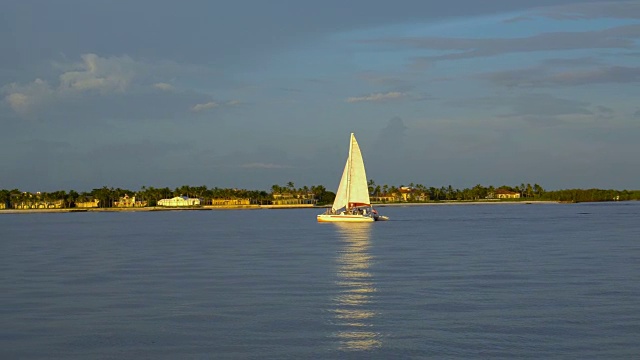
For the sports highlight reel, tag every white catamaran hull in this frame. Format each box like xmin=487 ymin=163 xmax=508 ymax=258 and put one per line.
xmin=317 ymin=214 xmax=375 ymax=223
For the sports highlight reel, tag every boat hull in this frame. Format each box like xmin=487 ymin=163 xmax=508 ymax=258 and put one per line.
xmin=317 ymin=214 xmax=375 ymax=223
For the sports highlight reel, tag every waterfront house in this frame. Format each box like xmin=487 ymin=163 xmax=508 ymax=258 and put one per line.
xmin=210 ymin=198 xmax=251 ymax=206
xmin=114 ymin=194 xmax=147 ymax=208
xmin=12 ymin=199 xmax=64 ymax=209
xmin=76 ymin=198 xmax=100 ymax=208
xmin=157 ymin=196 xmax=201 ymax=207
xmin=271 ymin=192 xmax=317 ymax=206
xmin=494 ymin=189 xmax=521 ymax=199
xmin=370 ymin=194 xmax=398 ymax=203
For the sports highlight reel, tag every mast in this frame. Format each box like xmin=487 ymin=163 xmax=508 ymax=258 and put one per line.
xmin=346 ymin=133 xmax=354 ymax=210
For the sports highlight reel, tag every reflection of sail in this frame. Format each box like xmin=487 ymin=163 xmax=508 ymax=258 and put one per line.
xmin=332 ymin=223 xmax=381 ymax=350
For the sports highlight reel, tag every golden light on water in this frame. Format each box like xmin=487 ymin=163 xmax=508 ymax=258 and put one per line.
xmin=332 ymin=223 xmax=381 ymax=351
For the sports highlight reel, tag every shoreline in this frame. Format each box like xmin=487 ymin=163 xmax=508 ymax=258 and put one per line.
xmin=0 ymin=200 xmax=565 ymax=214
xmin=374 ymin=200 xmax=561 ymax=207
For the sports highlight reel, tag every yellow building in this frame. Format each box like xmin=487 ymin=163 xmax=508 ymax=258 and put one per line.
xmin=157 ymin=196 xmax=201 ymax=207
xmin=76 ymin=199 xmax=100 ymax=208
xmin=114 ymin=194 xmax=147 ymax=207
xmin=370 ymin=194 xmax=397 ymax=203
xmin=12 ymin=199 xmax=64 ymax=209
xmin=495 ymin=189 xmax=521 ymax=199
xmin=271 ymin=192 xmax=317 ymax=205
xmin=210 ymin=198 xmax=251 ymax=206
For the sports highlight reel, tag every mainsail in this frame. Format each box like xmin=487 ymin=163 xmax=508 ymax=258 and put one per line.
xmin=331 ymin=133 xmax=371 ymax=212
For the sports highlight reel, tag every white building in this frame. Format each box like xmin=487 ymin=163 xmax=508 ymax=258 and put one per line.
xmin=157 ymin=196 xmax=201 ymax=207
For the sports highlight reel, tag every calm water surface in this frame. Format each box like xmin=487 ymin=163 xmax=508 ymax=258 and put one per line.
xmin=1 ymin=202 xmax=639 ymax=359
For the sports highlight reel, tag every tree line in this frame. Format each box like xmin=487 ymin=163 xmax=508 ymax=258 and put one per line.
xmin=0 ymin=184 xmax=335 ymax=208
xmin=1 ymin=181 xmax=639 ymax=208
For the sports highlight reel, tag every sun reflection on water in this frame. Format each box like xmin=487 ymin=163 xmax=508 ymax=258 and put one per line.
xmin=332 ymin=223 xmax=381 ymax=351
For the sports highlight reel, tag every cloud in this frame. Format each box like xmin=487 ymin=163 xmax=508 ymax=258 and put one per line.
xmin=482 ymin=65 xmax=640 ymax=88
xmin=371 ymin=116 xmax=408 ymax=166
xmin=2 ymin=78 xmax=55 ymax=115
xmin=595 ymin=105 xmax=615 ymax=120
xmin=189 ymin=98 xmax=240 ymax=112
xmin=447 ymin=93 xmax=593 ymax=127
xmin=1 ymin=53 xmax=233 ymax=120
xmin=538 ymin=1 xmax=640 ymax=20
xmin=346 ymin=91 xmax=404 ymax=103
xmin=503 ymin=94 xmax=592 ymax=118
xmin=191 ymin=101 xmax=219 ymax=112
xmin=367 ymin=24 xmax=640 ymax=62
xmin=595 ymin=105 xmax=614 ymax=114
xmin=5 ymin=93 xmax=30 ymax=114
xmin=154 ymin=82 xmax=174 ymax=91
xmin=502 ymin=15 xmax=533 ymax=23
xmin=355 ymin=72 xmax=413 ymax=88
xmin=58 ymin=53 xmax=135 ymax=93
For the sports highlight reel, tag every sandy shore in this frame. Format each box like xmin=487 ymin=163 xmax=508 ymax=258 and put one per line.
xmin=0 ymin=201 xmax=562 ymax=214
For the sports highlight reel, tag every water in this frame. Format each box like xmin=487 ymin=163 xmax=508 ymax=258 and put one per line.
xmin=1 ymin=202 xmax=639 ymax=359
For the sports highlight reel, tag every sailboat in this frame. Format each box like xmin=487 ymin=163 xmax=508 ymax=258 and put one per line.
xmin=317 ymin=133 xmax=388 ymax=223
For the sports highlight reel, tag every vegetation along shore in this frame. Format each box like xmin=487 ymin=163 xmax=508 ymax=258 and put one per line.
xmin=1 ymin=181 xmax=638 ymax=212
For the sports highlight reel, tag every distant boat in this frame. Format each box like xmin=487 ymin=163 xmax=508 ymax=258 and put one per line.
xmin=317 ymin=133 xmax=388 ymax=223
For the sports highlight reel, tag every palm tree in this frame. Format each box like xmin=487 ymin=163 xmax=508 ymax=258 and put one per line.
xmin=447 ymin=185 xmax=454 ymax=200
xmin=533 ymin=183 xmax=544 ymax=198
xmin=368 ymin=179 xmax=376 ymax=195
xmin=271 ymin=184 xmax=282 ymax=196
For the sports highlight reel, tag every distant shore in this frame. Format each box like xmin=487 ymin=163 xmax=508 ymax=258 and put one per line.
xmin=0 ymin=200 xmax=568 ymax=214
xmin=375 ymin=200 xmax=561 ymax=207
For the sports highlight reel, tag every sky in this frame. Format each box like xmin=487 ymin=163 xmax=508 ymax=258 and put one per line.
xmin=1 ymin=0 xmax=639 ymax=192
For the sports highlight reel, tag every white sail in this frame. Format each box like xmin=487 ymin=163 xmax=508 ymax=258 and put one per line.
xmin=347 ymin=134 xmax=371 ymax=207
xmin=331 ymin=133 xmax=370 ymax=211
xmin=332 ymin=159 xmax=349 ymax=212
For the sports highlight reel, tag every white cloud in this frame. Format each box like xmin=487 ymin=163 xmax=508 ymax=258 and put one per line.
xmin=2 ymin=78 xmax=55 ymax=115
xmin=191 ymin=101 xmax=218 ymax=112
xmin=3 ymin=54 xmax=136 ymax=115
xmin=346 ymin=91 xmax=404 ymax=103
xmin=154 ymin=82 xmax=174 ymax=91
xmin=58 ymin=53 xmax=135 ymax=93
xmin=2 ymin=53 xmax=227 ymax=118
xmin=190 ymin=99 xmax=241 ymax=112
xmin=5 ymin=93 xmax=30 ymax=114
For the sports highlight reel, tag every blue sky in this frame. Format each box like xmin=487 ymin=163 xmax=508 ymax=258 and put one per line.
xmin=1 ymin=0 xmax=639 ymax=192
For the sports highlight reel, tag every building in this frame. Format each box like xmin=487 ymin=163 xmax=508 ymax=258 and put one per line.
xmin=271 ymin=192 xmax=317 ymax=206
xmin=114 ymin=194 xmax=147 ymax=208
xmin=370 ymin=194 xmax=398 ymax=203
xmin=210 ymin=198 xmax=251 ymax=206
xmin=12 ymin=199 xmax=64 ymax=209
xmin=494 ymin=189 xmax=521 ymax=199
xmin=76 ymin=198 xmax=100 ymax=208
xmin=157 ymin=196 xmax=201 ymax=207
